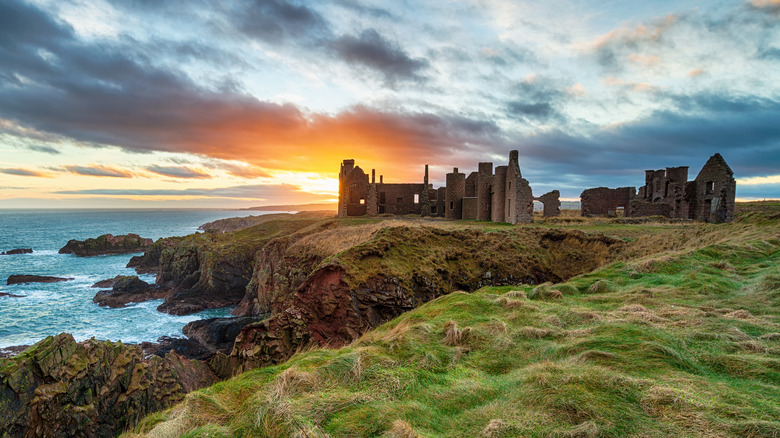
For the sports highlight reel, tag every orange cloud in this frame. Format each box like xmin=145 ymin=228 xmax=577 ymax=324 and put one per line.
xmin=0 ymin=167 xmax=55 ymax=178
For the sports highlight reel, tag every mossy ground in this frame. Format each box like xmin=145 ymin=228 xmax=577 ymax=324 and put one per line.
xmin=125 ymin=203 xmax=780 ymax=437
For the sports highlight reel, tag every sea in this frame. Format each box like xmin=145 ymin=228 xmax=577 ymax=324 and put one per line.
xmin=0 ymin=209 xmax=279 ymax=349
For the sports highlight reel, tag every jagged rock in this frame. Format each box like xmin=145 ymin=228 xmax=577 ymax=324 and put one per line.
xmin=140 ymin=336 xmax=215 ymax=361
xmin=0 ymin=333 xmax=218 ymax=437
xmin=92 ymin=276 xmax=169 ymax=308
xmin=0 ymin=248 xmax=32 ymax=255
xmin=91 ymin=276 xmax=122 ymax=288
xmin=59 ymin=233 xmax=153 ymax=257
xmin=7 ymin=275 xmax=72 ymax=285
xmin=182 ymin=316 xmax=264 ymax=354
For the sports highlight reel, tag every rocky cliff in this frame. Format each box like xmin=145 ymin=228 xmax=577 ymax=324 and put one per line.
xmin=0 ymin=333 xmax=217 ymax=437
xmin=210 ymin=224 xmax=624 ymax=375
xmin=59 ymin=234 xmax=153 ymax=257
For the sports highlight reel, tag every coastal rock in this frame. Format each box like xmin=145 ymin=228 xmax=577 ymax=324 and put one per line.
xmin=0 ymin=248 xmax=32 ymax=255
xmin=91 ymin=275 xmax=123 ymax=288
xmin=0 ymin=345 xmax=29 ymax=359
xmin=182 ymin=316 xmax=264 ymax=354
xmin=58 ymin=233 xmax=153 ymax=257
xmin=0 ymin=292 xmax=24 ymax=298
xmin=140 ymin=336 xmax=215 ymax=361
xmin=7 ymin=275 xmax=72 ymax=285
xmin=92 ymin=276 xmax=169 ymax=308
xmin=0 ymin=333 xmax=218 ymax=438
xmin=223 ymin=226 xmax=623 ymax=373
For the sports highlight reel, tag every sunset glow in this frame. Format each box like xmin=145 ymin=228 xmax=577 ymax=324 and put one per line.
xmin=1 ymin=0 xmax=778 ymax=208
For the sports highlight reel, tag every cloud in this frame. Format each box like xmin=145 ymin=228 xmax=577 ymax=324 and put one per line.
xmin=331 ymin=29 xmax=429 ymax=83
xmin=27 ymin=144 xmax=61 ymax=154
xmin=146 ymin=165 xmax=211 ymax=179
xmin=64 ymin=165 xmax=133 ymax=178
xmin=231 ymin=0 xmax=331 ymax=45
xmin=1 ymin=168 xmax=53 ymax=177
xmin=54 ymin=183 xmax=336 ymax=204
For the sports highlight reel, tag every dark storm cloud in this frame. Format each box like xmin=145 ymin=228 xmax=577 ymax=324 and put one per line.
xmin=505 ymin=78 xmax=567 ymax=122
xmin=64 ymin=165 xmax=133 ymax=178
xmin=231 ymin=0 xmax=331 ymax=45
xmin=331 ymin=29 xmax=429 ymax=83
xmin=506 ymin=91 xmax=780 ymax=198
xmin=146 ymin=165 xmax=211 ymax=179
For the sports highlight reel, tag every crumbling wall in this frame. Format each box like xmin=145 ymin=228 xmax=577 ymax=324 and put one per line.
xmin=375 ymin=184 xmax=425 ymax=215
xmin=537 ymin=190 xmax=561 ymax=217
xmin=690 ymin=153 xmax=736 ymax=223
xmin=580 ymin=187 xmax=635 ymax=217
xmin=491 ymin=166 xmax=507 ymax=222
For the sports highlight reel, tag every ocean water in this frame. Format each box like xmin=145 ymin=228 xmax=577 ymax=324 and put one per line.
xmin=0 ymin=209 xmax=278 ymax=348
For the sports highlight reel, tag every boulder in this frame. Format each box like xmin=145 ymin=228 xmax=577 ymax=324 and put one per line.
xmin=0 ymin=333 xmax=218 ymax=437
xmin=58 ymin=233 xmax=153 ymax=256
xmin=92 ymin=276 xmax=169 ymax=308
xmin=0 ymin=248 xmax=32 ymax=255
xmin=7 ymin=275 xmax=72 ymax=285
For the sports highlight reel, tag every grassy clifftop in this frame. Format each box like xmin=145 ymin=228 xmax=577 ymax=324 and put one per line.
xmin=127 ymin=204 xmax=780 ymax=437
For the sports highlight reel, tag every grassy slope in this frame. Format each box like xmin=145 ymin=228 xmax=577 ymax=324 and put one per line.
xmin=127 ymin=206 xmax=780 ymax=438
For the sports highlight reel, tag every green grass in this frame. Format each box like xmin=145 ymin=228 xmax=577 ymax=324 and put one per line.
xmin=125 ymin=210 xmax=780 ymax=437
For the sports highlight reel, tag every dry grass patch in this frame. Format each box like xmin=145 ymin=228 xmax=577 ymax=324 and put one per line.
xmin=383 ymin=420 xmax=418 ymax=438
xmin=725 ymin=309 xmax=753 ymax=320
xmin=494 ymin=296 xmax=524 ymax=309
xmin=287 ymin=222 xmax=385 ymax=259
xmin=443 ymin=321 xmax=472 ymax=346
xmin=518 ymin=326 xmax=557 ymax=339
xmin=480 ymin=419 xmax=509 ymax=437
xmin=504 ymin=290 xmax=527 ymax=299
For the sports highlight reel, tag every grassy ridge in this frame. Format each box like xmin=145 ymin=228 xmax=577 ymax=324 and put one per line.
xmin=126 ymin=207 xmax=780 ymax=437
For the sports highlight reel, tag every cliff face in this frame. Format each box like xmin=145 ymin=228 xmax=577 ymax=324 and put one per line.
xmin=127 ymin=219 xmax=329 ymax=315
xmin=0 ymin=334 xmax=217 ymax=438
xmin=213 ymin=225 xmax=623 ymax=375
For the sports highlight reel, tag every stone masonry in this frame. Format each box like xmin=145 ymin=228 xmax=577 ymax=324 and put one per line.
xmin=338 ymin=150 xmax=561 ymax=224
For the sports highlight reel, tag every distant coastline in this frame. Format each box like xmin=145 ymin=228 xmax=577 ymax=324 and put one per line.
xmin=243 ymin=203 xmax=338 ymax=211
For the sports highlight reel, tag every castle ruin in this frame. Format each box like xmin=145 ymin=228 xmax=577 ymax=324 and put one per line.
xmin=338 ymin=150 xmax=560 ymax=223
xmin=580 ymin=153 xmax=736 ymax=223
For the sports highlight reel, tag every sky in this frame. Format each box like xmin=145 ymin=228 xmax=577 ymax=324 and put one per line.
xmin=0 ymin=0 xmax=778 ymax=208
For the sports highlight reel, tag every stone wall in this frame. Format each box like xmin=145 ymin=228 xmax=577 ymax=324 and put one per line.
xmin=462 ymin=197 xmax=478 ymax=220
xmin=580 ymin=187 xmax=635 ymax=217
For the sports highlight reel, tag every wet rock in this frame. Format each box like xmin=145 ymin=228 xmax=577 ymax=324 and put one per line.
xmin=59 ymin=233 xmax=153 ymax=256
xmin=91 ymin=275 xmax=123 ymax=288
xmin=92 ymin=276 xmax=169 ymax=308
xmin=0 ymin=333 xmax=218 ymax=437
xmin=7 ymin=275 xmax=72 ymax=285
xmin=0 ymin=345 xmax=29 ymax=358
xmin=0 ymin=292 xmax=24 ymax=298
xmin=182 ymin=316 xmax=264 ymax=354
xmin=0 ymin=248 xmax=32 ymax=255
xmin=140 ymin=336 xmax=215 ymax=361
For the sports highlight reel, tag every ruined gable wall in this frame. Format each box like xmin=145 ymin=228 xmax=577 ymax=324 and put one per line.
xmin=691 ymin=154 xmax=736 ymax=223
xmin=538 ymin=190 xmax=561 ymax=217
